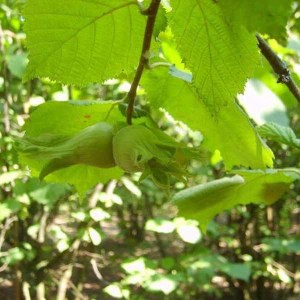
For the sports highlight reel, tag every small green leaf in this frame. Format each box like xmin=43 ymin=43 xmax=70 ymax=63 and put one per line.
xmin=175 ymin=219 xmax=202 ymax=244
xmin=5 ymin=247 xmax=26 ymax=265
xmin=57 ymin=240 xmax=69 ymax=253
xmin=161 ymin=257 xmax=175 ymax=270
xmin=257 ymin=122 xmax=300 ymax=149
xmin=88 ymin=227 xmax=102 ymax=246
xmin=89 ymin=208 xmax=110 ymax=222
xmin=220 ymin=263 xmax=251 ymax=282
xmin=0 ymin=198 xmax=21 ymax=221
xmin=28 ymin=180 xmax=70 ymax=206
xmin=122 ymin=258 xmax=147 ymax=274
xmin=122 ymin=257 xmax=157 ymax=275
xmin=104 ymin=284 xmax=124 ymax=299
xmin=145 ymin=274 xmax=179 ymax=295
xmin=121 ymin=177 xmax=142 ymax=198
xmin=7 ymin=53 xmax=28 ymax=78
xmin=145 ymin=218 xmax=176 ymax=234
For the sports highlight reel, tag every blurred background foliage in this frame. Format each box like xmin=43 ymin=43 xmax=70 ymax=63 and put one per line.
xmin=0 ymin=1 xmax=300 ymax=299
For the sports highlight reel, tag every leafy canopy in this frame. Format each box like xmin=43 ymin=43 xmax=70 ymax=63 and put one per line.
xmin=21 ymin=0 xmax=297 ymax=224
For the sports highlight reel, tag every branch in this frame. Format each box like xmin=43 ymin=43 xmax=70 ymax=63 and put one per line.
xmin=256 ymin=34 xmax=300 ymax=104
xmin=0 ymin=24 xmax=10 ymax=134
xmin=126 ymin=0 xmax=161 ymax=125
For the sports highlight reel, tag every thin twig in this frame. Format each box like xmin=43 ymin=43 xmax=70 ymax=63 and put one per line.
xmin=126 ymin=0 xmax=161 ymax=125
xmin=0 ymin=217 xmax=17 ymax=251
xmin=271 ymin=260 xmax=296 ymax=278
xmin=0 ymin=23 xmax=10 ymax=134
xmin=0 ymin=262 xmax=8 ymax=272
xmin=90 ymin=259 xmax=110 ymax=286
xmin=22 ymin=282 xmax=32 ymax=300
xmin=56 ymin=264 xmax=73 ymax=300
xmin=256 ymin=34 xmax=300 ymax=104
xmin=52 ymin=274 xmax=86 ymax=300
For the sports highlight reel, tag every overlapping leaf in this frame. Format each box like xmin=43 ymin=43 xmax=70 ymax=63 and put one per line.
xmin=18 ymin=101 xmax=124 ymax=193
xmin=142 ymin=68 xmax=273 ymax=169
xmin=168 ymin=0 xmax=259 ymax=111
xmin=258 ymin=123 xmax=300 ymax=149
xmin=173 ymin=169 xmax=300 ymax=230
xmin=23 ymin=0 xmax=145 ymax=85
xmin=219 ymin=0 xmax=293 ymax=42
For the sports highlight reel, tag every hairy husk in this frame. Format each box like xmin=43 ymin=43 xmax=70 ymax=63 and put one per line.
xmin=112 ymin=124 xmax=203 ymax=188
xmin=16 ymin=122 xmax=115 ymax=179
xmin=113 ymin=125 xmax=173 ymax=173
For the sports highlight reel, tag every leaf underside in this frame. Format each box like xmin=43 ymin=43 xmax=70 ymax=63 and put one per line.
xmin=219 ymin=0 xmax=293 ymax=42
xmin=142 ymin=68 xmax=274 ymax=169
xmin=24 ymin=0 xmax=145 ymax=85
xmin=173 ymin=169 xmax=299 ymax=230
xmin=168 ymin=0 xmax=259 ymax=111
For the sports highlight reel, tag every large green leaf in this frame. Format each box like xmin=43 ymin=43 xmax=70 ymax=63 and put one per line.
xmin=18 ymin=101 xmax=124 ymax=193
xmin=142 ymin=68 xmax=273 ymax=169
xmin=219 ymin=0 xmax=293 ymax=42
xmin=168 ymin=0 xmax=259 ymax=111
xmin=23 ymin=0 xmax=145 ymax=85
xmin=172 ymin=169 xmax=299 ymax=230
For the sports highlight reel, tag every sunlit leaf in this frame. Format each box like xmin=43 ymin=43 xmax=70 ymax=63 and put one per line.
xmin=104 ymin=284 xmax=124 ymax=299
xmin=173 ymin=169 xmax=300 ymax=230
xmin=219 ymin=0 xmax=293 ymax=42
xmin=145 ymin=218 xmax=176 ymax=234
xmin=142 ymin=68 xmax=274 ymax=169
xmin=88 ymin=227 xmax=102 ymax=246
xmin=175 ymin=219 xmax=202 ymax=244
xmin=145 ymin=274 xmax=179 ymax=295
xmin=168 ymin=0 xmax=259 ymax=111
xmin=23 ymin=0 xmax=145 ymax=85
xmin=90 ymin=208 xmax=110 ymax=222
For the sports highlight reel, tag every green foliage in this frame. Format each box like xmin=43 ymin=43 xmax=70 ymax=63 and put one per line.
xmin=258 ymin=122 xmax=300 ymax=149
xmin=168 ymin=0 xmax=259 ymax=110
xmin=142 ymin=68 xmax=274 ymax=169
xmin=15 ymin=0 xmax=300 ymax=232
xmin=219 ymin=0 xmax=293 ymax=42
xmin=23 ymin=0 xmax=146 ymax=85
xmin=173 ymin=169 xmax=300 ymax=229
xmin=18 ymin=101 xmax=124 ymax=192
xmin=1 ymin=1 xmax=300 ymax=299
